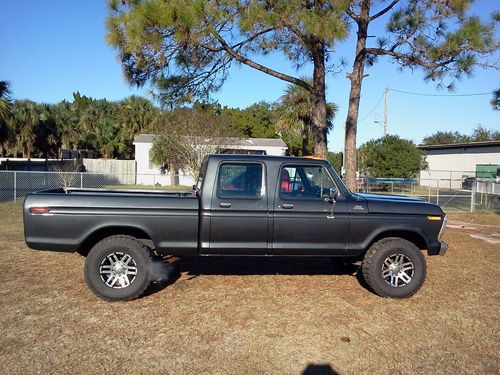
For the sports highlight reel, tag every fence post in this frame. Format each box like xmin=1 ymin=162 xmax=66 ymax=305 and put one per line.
xmin=80 ymin=173 xmax=83 ymax=189
xmin=428 ymin=184 xmax=431 ymax=202
xmin=470 ymin=178 xmax=476 ymax=212
xmin=436 ymin=179 xmax=439 ymax=206
xmin=13 ymin=171 xmax=17 ymax=203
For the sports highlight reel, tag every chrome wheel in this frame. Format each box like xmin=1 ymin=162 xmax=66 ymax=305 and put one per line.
xmin=99 ymin=252 xmax=138 ymax=289
xmin=381 ymin=253 xmax=415 ymax=288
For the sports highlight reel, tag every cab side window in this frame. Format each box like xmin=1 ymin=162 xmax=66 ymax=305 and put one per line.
xmin=217 ymin=163 xmax=263 ymax=198
xmin=279 ymin=165 xmax=336 ymax=199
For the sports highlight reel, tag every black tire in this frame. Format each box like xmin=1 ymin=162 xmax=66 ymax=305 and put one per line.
xmin=361 ymin=237 xmax=426 ymax=298
xmin=84 ymin=235 xmax=152 ymax=301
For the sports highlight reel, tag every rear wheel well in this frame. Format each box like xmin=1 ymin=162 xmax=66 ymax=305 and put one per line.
xmin=77 ymin=227 xmax=154 ymax=256
xmin=368 ymin=231 xmax=427 ymax=253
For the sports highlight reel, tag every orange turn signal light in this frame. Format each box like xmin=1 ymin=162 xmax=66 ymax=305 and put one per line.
xmin=427 ymin=216 xmax=442 ymax=221
xmin=303 ymin=155 xmax=325 ymax=160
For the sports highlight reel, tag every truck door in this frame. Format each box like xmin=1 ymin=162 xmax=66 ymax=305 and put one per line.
xmin=271 ymin=164 xmax=349 ymax=255
xmin=209 ymin=162 xmax=269 ymax=254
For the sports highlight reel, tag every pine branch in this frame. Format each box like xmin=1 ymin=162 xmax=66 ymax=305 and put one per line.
xmin=210 ymin=28 xmax=312 ymax=91
xmin=365 ymin=48 xmax=455 ymax=69
xmin=370 ymin=0 xmax=401 ymax=21
xmin=346 ymin=6 xmax=359 ymax=21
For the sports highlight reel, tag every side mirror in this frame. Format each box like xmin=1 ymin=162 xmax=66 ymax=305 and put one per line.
xmin=192 ymin=184 xmax=200 ymax=196
xmin=330 ymin=188 xmax=338 ymax=200
xmin=324 ymin=188 xmax=338 ymax=204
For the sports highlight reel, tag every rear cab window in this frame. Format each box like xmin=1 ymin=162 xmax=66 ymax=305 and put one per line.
xmin=217 ymin=163 xmax=264 ymax=198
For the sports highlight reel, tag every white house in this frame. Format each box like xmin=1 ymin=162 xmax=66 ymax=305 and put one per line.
xmin=133 ymin=134 xmax=288 ymax=186
xmin=418 ymin=140 xmax=500 ymax=190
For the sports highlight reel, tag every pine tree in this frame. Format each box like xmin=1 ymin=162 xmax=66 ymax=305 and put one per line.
xmin=105 ymin=0 xmax=351 ymax=158
xmin=342 ymin=0 xmax=497 ymax=190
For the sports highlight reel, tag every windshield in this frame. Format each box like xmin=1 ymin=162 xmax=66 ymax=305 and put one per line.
xmin=325 ymin=162 xmax=351 ymax=196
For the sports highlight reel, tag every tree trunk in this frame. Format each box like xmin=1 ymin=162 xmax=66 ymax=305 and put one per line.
xmin=344 ymin=1 xmax=370 ymax=191
xmin=170 ymin=163 xmax=180 ymax=186
xmin=310 ymin=39 xmax=328 ymax=159
xmin=301 ymin=121 xmax=309 ymax=156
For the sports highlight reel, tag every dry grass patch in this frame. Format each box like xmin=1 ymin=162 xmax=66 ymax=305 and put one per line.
xmin=0 ymin=203 xmax=499 ymax=374
xmin=447 ymin=211 xmax=500 ymax=226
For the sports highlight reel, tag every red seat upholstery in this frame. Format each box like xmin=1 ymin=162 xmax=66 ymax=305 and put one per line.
xmin=280 ymin=169 xmax=292 ymax=193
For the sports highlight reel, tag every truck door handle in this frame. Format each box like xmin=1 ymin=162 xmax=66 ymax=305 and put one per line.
xmin=282 ymin=203 xmax=294 ymax=209
xmin=219 ymin=202 xmax=231 ymax=208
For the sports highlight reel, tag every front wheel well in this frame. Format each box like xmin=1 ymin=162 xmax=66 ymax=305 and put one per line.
xmin=77 ymin=226 xmax=154 ymax=256
xmin=368 ymin=231 xmax=428 ymax=253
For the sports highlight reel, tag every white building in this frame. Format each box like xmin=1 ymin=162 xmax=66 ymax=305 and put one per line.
xmin=133 ymin=134 xmax=288 ymax=186
xmin=418 ymin=140 xmax=500 ymax=189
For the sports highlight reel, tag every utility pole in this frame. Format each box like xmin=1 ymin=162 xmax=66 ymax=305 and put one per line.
xmin=383 ymin=87 xmax=388 ymax=137
xmin=374 ymin=87 xmax=389 ymax=137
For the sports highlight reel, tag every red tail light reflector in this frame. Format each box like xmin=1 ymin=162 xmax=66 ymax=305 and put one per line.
xmin=30 ymin=207 xmax=50 ymax=214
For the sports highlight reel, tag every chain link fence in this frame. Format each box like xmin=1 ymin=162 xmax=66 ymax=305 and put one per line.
xmin=1 ymin=170 xmax=499 ymax=212
xmin=0 ymin=171 xmax=196 ymax=203
xmin=358 ymin=177 xmax=499 ymax=212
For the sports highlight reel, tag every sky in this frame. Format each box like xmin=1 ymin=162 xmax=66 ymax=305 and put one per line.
xmin=1 ymin=0 xmax=498 ymax=153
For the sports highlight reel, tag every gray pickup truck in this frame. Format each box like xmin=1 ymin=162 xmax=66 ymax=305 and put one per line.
xmin=24 ymin=154 xmax=447 ymax=301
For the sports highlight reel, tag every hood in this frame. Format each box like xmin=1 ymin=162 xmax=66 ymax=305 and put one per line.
xmin=354 ymin=193 xmax=444 ymax=216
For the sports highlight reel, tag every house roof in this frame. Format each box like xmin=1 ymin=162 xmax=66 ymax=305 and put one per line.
xmin=133 ymin=134 xmax=158 ymax=143
xmin=133 ymin=134 xmax=287 ymax=148
xmin=418 ymin=140 xmax=500 ymax=151
xmin=229 ymin=137 xmax=287 ymax=147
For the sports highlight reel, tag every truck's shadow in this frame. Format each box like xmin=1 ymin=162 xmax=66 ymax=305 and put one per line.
xmin=144 ymin=256 xmax=364 ymax=298
xmin=302 ymin=363 xmax=340 ymax=375
xmin=179 ymin=256 xmax=358 ymax=276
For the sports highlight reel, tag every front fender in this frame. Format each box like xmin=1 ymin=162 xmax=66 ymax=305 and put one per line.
xmin=346 ymin=215 xmax=438 ymax=256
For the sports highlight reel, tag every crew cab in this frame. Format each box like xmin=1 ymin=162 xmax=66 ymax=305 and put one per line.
xmin=23 ymin=154 xmax=447 ymax=301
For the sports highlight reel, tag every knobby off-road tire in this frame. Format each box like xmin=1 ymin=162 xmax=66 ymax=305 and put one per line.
xmin=362 ymin=238 xmax=426 ymax=298
xmin=84 ymin=235 xmax=152 ymax=302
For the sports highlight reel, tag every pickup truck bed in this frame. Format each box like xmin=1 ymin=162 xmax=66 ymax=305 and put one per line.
xmin=24 ymin=188 xmax=199 ymax=253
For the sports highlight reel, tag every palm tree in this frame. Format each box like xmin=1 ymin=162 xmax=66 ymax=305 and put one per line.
xmin=77 ymin=99 xmax=116 ymax=156
xmin=117 ymin=96 xmax=158 ymax=158
xmin=0 ymin=81 xmax=12 ymax=155
xmin=53 ymin=101 xmax=79 ymax=151
xmin=276 ymin=78 xmax=338 ymax=156
xmin=35 ymin=104 xmax=60 ymax=158
xmin=10 ymin=100 xmax=40 ymax=158
xmin=0 ymin=81 xmax=12 ymax=120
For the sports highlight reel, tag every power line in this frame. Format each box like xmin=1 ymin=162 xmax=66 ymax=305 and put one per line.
xmin=388 ymin=88 xmax=491 ymax=97
xmin=356 ymin=87 xmax=490 ymax=126
xmin=358 ymin=92 xmax=384 ymax=123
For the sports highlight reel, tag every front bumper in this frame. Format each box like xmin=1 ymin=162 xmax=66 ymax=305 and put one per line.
xmin=428 ymin=241 xmax=448 ymax=256
xmin=438 ymin=241 xmax=448 ymax=256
